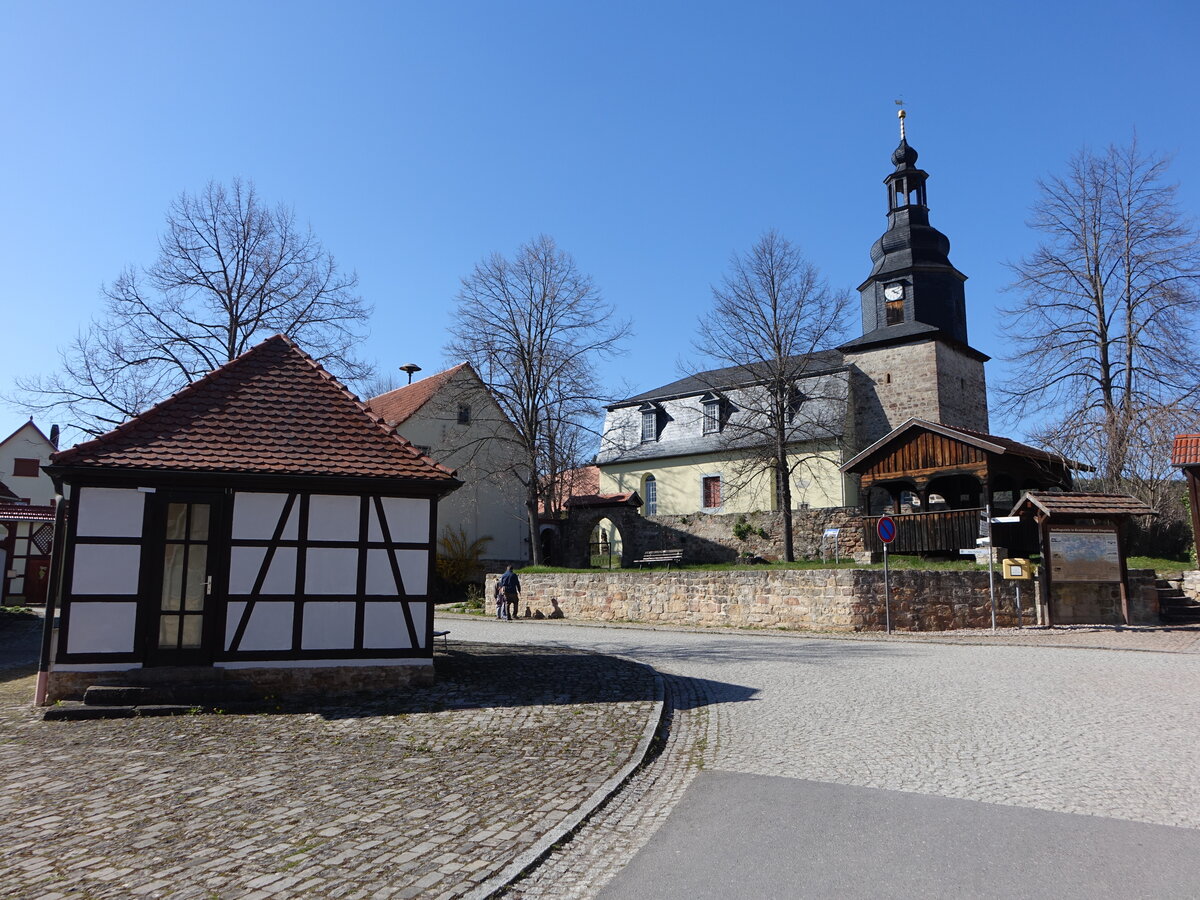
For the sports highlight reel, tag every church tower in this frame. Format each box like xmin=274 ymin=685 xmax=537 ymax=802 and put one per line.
xmin=840 ymin=110 xmax=990 ymax=449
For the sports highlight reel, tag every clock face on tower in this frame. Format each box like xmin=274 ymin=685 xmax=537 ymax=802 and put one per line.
xmin=884 ymin=283 xmax=904 ymax=301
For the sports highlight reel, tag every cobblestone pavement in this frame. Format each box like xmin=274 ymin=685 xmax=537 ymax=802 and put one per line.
xmin=0 ymin=630 xmax=659 ymax=900
xmin=439 ymin=616 xmax=1200 ymax=898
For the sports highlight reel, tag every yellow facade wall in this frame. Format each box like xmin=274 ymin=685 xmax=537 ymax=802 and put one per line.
xmin=599 ymin=446 xmax=850 ymax=516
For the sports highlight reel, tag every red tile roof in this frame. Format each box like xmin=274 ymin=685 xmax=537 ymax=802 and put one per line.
xmin=1172 ymin=434 xmax=1200 ymax=467
xmin=367 ymin=364 xmax=469 ymax=426
xmin=50 ymin=335 xmax=458 ymax=483
xmin=566 ymin=492 xmax=642 ymax=509
xmin=0 ymin=504 xmax=56 ymax=523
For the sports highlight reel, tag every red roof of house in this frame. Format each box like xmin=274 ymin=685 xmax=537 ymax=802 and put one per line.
xmin=1172 ymin=434 xmax=1200 ymax=467
xmin=367 ymin=364 xmax=469 ymax=426
xmin=0 ymin=504 xmax=56 ymax=523
xmin=50 ymin=335 xmax=458 ymax=483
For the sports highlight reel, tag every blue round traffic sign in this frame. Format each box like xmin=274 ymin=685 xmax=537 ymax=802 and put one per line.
xmin=877 ymin=516 xmax=897 ymax=544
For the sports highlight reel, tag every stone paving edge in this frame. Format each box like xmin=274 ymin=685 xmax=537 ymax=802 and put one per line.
xmin=466 ymin=659 xmax=666 ymax=900
xmin=436 ymin=611 xmax=1200 ymax=655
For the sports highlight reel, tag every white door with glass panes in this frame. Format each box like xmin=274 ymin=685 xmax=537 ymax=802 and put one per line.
xmin=146 ymin=493 xmax=222 ymax=665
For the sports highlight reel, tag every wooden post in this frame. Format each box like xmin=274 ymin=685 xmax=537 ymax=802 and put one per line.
xmin=1038 ymin=513 xmax=1054 ymax=627
xmin=1188 ymin=470 xmax=1200 ymax=565
xmin=1115 ymin=515 xmax=1131 ymax=626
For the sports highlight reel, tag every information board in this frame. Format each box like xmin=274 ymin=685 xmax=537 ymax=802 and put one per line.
xmin=1047 ymin=526 xmax=1121 ymax=583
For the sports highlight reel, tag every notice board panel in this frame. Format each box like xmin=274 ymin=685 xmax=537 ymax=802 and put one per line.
xmin=1048 ymin=525 xmax=1121 ymax=583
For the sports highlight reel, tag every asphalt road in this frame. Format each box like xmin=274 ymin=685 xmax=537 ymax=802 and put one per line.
xmin=449 ymin=617 xmax=1200 ymax=898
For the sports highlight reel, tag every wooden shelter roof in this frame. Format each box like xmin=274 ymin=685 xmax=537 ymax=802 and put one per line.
xmin=1011 ymin=491 xmax=1156 ymax=519
xmin=841 ymin=418 xmax=1085 ymax=473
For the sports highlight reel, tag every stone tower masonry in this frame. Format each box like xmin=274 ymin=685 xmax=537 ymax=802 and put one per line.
xmin=840 ymin=112 xmax=990 ymax=450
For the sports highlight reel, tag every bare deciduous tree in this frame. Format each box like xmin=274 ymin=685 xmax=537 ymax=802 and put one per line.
xmin=15 ymin=179 xmax=371 ymax=436
xmin=694 ymin=230 xmax=852 ymax=561
xmin=446 ymin=235 xmax=630 ymax=563
xmin=1000 ymin=139 xmax=1200 ymax=487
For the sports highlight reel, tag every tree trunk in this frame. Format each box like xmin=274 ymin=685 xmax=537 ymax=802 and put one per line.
xmin=777 ymin=450 xmax=794 ymax=562
xmin=526 ymin=477 xmax=542 ymax=566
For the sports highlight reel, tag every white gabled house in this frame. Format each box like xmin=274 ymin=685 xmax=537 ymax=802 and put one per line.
xmin=368 ymin=363 xmax=530 ymax=566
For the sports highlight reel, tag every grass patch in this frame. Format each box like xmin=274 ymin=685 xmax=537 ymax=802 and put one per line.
xmin=1127 ymin=556 xmax=1192 ymax=577
xmin=0 ymin=606 xmax=37 ymax=620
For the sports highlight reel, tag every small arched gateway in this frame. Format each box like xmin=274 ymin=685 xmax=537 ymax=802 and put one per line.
xmin=841 ymin=418 xmax=1087 ymax=556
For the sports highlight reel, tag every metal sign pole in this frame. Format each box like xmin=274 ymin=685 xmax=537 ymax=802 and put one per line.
xmin=1015 ymin=584 xmax=1022 ymax=629
xmin=986 ymin=503 xmax=996 ymax=633
xmin=884 ymin=541 xmax=891 ymax=635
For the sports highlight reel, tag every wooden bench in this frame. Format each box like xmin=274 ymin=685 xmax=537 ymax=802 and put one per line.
xmin=634 ymin=549 xmax=684 ymax=570
xmin=432 ymin=630 xmax=450 ymax=650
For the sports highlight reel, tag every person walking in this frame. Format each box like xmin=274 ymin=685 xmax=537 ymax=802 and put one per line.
xmin=495 ymin=581 xmax=508 ymax=620
xmin=499 ymin=565 xmax=521 ymax=620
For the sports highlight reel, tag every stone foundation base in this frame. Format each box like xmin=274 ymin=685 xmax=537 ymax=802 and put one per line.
xmin=44 ymin=662 xmax=434 ymax=705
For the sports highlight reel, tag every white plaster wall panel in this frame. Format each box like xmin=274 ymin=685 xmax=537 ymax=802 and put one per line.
xmin=66 ymin=602 xmax=137 ymax=653
xmin=74 ymin=487 xmax=145 ymax=538
xmin=232 ymin=492 xmax=298 ymax=540
xmin=302 ymin=601 xmax=355 ymax=649
xmin=305 ymin=547 xmax=359 ymax=594
xmin=409 ymin=601 xmax=428 ymax=648
xmin=365 ymin=549 xmax=399 ymax=595
xmin=368 ymin=497 xmax=430 ymax=543
xmin=362 ymin=602 xmax=410 ymax=649
xmin=71 ymin=544 xmax=141 ymax=594
xmin=396 ymin=550 xmax=428 ymax=595
xmin=307 ymin=495 xmax=361 ymax=542
xmin=228 ymin=547 xmax=297 ymax=595
xmin=225 ymin=601 xmax=294 ymax=651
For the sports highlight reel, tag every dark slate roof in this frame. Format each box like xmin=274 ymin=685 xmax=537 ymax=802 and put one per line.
xmin=610 ymin=351 xmax=847 ymax=409
xmin=839 ymin=322 xmax=989 ymax=361
xmin=1172 ymin=434 xmax=1200 ymax=467
xmin=0 ymin=480 xmax=19 ymax=501
xmin=50 ymin=335 xmax=459 ymax=484
xmin=1011 ymin=491 xmax=1156 ymax=518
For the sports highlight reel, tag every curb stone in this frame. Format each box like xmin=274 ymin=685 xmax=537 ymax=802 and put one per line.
xmin=467 ymin=660 xmax=667 ymax=900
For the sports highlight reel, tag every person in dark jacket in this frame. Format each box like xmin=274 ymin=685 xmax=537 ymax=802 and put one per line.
xmin=499 ymin=565 xmax=521 ymax=620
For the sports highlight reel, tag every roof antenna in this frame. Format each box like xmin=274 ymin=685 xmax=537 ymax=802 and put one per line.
xmin=399 ymin=363 xmax=421 ymax=385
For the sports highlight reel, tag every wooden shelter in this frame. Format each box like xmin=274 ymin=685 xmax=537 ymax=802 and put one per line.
xmin=38 ymin=336 xmax=461 ymax=704
xmin=841 ymin=418 xmax=1083 ymax=555
xmin=1011 ymin=491 xmax=1156 ymax=625
xmin=1172 ymin=434 xmax=1200 ymax=562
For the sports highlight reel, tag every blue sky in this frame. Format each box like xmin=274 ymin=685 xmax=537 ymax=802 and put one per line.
xmin=2 ymin=1 xmax=1198 ymax=448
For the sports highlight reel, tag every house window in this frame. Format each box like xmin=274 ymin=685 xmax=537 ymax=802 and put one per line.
xmin=457 ymin=404 xmax=471 ymax=425
xmin=703 ymin=400 xmax=720 ymax=434
xmin=641 ymin=410 xmax=657 ymax=443
xmin=702 ymin=475 xmax=722 ymax=510
xmin=12 ymin=458 xmax=40 ymax=477
xmin=644 ymin=475 xmax=657 ymax=515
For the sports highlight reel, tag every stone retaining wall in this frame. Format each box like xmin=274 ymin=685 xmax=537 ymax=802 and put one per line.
xmin=490 ymin=568 xmax=1159 ymax=632
xmin=1182 ymin=570 xmax=1200 ymax=601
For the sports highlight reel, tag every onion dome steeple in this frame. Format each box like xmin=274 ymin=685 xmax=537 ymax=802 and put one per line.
xmin=841 ymin=109 xmax=980 ymax=357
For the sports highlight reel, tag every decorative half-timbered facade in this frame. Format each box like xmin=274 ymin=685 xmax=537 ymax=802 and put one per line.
xmin=40 ymin=335 xmax=460 ymax=703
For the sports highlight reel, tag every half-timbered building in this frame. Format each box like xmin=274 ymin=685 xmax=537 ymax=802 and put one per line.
xmin=39 ymin=335 xmax=460 ymax=703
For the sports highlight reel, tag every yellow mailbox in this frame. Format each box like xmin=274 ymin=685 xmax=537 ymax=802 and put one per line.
xmin=1002 ymin=558 xmax=1034 ymax=580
